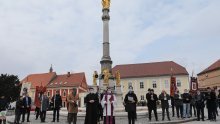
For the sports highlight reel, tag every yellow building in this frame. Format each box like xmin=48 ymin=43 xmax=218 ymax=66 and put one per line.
xmin=198 ymin=59 xmax=220 ymax=89
xmin=112 ymin=61 xmax=189 ymax=101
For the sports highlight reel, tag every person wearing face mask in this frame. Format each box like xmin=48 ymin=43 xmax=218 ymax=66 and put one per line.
xmin=84 ymin=87 xmax=99 ymax=124
xmin=67 ymin=88 xmax=79 ymax=124
xmin=124 ymin=86 xmax=138 ymax=124
xmin=174 ymin=89 xmax=183 ymax=119
xmin=51 ymin=90 xmax=62 ymax=122
xmin=101 ymin=87 xmax=117 ymax=124
xmin=182 ymin=89 xmax=191 ymax=118
xmin=159 ymin=90 xmax=171 ymax=121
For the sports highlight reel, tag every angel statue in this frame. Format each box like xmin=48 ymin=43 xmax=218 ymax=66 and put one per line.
xmin=93 ymin=71 xmax=98 ymax=86
xmin=115 ymin=70 xmax=121 ymax=86
xmin=103 ymin=69 xmax=110 ymax=84
xmin=102 ymin=0 xmax=110 ymax=9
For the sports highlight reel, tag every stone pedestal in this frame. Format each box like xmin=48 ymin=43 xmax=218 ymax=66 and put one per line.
xmin=115 ymin=85 xmax=124 ymax=107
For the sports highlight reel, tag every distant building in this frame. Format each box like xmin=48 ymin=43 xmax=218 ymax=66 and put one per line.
xmin=21 ymin=67 xmax=88 ymax=107
xmin=112 ymin=61 xmax=189 ymax=102
xmin=198 ymin=59 xmax=220 ymax=89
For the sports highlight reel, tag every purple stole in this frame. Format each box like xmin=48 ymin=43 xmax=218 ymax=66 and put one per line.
xmin=105 ymin=93 xmax=114 ymax=124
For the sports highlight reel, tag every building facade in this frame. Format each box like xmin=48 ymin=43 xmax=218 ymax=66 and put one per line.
xmin=21 ymin=69 xmax=88 ymax=108
xmin=112 ymin=61 xmax=189 ymax=102
xmin=198 ymin=59 xmax=220 ymax=89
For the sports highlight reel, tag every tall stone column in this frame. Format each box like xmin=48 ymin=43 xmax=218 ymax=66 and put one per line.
xmin=100 ymin=8 xmax=112 ymax=72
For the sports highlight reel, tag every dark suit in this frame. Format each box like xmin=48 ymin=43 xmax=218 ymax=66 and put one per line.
xmin=146 ymin=93 xmax=158 ymax=121
xmin=22 ymin=96 xmax=32 ymax=122
xmin=206 ymin=92 xmax=216 ymax=120
xmin=51 ymin=94 xmax=62 ymax=121
xmin=159 ymin=93 xmax=171 ymax=120
xmin=195 ymin=93 xmax=205 ymax=121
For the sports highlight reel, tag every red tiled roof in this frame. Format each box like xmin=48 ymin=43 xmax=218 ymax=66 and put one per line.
xmin=112 ymin=61 xmax=188 ymax=78
xmin=21 ymin=72 xmax=56 ymax=89
xmin=47 ymin=72 xmax=86 ymax=88
xmin=198 ymin=59 xmax=220 ymax=75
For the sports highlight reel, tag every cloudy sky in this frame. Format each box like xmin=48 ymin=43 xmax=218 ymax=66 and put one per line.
xmin=0 ymin=0 xmax=219 ymax=84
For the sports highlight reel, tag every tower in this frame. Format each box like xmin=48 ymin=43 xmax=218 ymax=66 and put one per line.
xmin=100 ymin=0 xmax=112 ymax=72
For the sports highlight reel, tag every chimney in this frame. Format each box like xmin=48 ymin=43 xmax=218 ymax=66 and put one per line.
xmin=67 ymin=72 xmax=71 ymax=77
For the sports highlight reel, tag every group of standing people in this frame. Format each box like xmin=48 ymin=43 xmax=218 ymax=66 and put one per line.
xmin=145 ymin=87 xmax=220 ymax=122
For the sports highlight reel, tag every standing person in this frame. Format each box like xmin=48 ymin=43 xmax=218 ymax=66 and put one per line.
xmin=146 ymin=89 xmax=158 ymax=121
xmin=182 ymin=89 xmax=191 ymax=118
xmin=67 ymin=88 xmax=79 ymax=124
xmin=84 ymin=87 xmax=99 ymax=124
xmin=206 ymin=87 xmax=216 ymax=121
xmin=195 ymin=90 xmax=205 ymax=121
xmin=190 ymin=91 xmax=196 ymax=117
xmin=174 ymin=89 xmax=183 ymax=119
xmin=159 ymin=90 xmax=171 ymax=121
xmin=218 ymin=90 xmax=220 ymax=109
xmin=0 ymin=96 xmax=7 ymax=112
xmin=14 ymin=96 xmax=23 ymax=124
xmin=171 ymin=96 xmax=175 ymax=117
xmin=51 ymin=90 xmax=62 ymax=122
xmin=35 ymin=106 xmax=40 ymax=120
xmin=39 ymin=92 xmax=49 ymax=123
xmin=101 ymin=87 xmax=117 ymax=124
xmin=22 ymin=94 xmax=32 ymax=122
xmin=124 ymin=86 xmax=138 ymax=124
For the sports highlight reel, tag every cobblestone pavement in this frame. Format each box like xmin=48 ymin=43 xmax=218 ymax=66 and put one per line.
xmin=7 ymin=109 xmax=220 ymax=124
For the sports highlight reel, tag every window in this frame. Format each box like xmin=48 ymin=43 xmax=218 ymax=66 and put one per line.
xmin=47 ymin=91 xmax=50 ymax=97
xmin=63 ymin=90 xmax=66 ymax=97
xmin=141 ymin=95 xmax=144 ymax=100
xmin=177 ymin=80 xmax=181 ymax=87
xmin=164 ymin=80 xmax=169 ymax=88
xmin=140 ymin=82 xmax=144 ymax=89
xmin=128 ymin=82 xmax=132 ymax=89
xmin=152 ymin=81 xmax=157 ymax=88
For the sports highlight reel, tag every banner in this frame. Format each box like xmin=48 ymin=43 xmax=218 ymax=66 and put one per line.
xmin=190 ymin=77 xmax=198 ymax=91
xmin=170 ymin=76 xmax=177 ymax=97
xmin=34 ymin=86 xmax=46 ymax=107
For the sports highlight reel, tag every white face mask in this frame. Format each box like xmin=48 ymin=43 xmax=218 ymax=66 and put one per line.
xmin=129 ymin=89 xmax=133 ymax=92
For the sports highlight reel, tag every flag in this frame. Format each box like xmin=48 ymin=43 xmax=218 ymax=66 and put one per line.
xmin=170 ymin=76 xmax=177 ymax=97
xmin=34 ymin=86 xmax=46 ymax=107
xmin=190 ymin=77 xmax=198 ymax=91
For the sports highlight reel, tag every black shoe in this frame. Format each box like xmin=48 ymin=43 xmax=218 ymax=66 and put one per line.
xmin=156 ymin=119 xmax=158 ymax=121
xmin=27 ymin=120 xmax=30 ymax=122
xmin=168 ymin=118 xmax=171 ymax=121
xmin=51 ymin=120 xmax=55 ymax=122
xmin=57 ymin=120 xmax=59 ymax=122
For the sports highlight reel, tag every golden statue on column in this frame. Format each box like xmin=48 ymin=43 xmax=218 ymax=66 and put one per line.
xmin=93 ymin=71 xmax=98 ymax=86
xmin=102 ymin=0 xmax=110 ymax=9
xmin=103 ymin=69 xmax=110 ymax=84
xmin=115 ymin=70 xmax=121 ymax=86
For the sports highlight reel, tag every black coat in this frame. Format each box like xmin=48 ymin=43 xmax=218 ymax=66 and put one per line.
xmin=206 ymin=92 xmax=216 ymax=109
xmin=84 ymin=93 xmax=99 ymax=124
xmin=146 ymin=93 xmax=158 ymax=109
xmin=124 ymin=92 xmax=138 ymax=112
xmin=51 ymin=94 xmax=62 ymax=109
xmin=195 ymin=93 xmax=205 ymax=108
xmin=174 ymin=93 xmax=183 ymax=106
xmin=182 ymin=93 xmax=191 ymax=103
xmin=15 ymin=99 xmax=23 ymax=113
xmin=22 ymin=96 xmax=32 ymax=108
xmin=0 ymin=98 xmax=7 ymax=111
xmin=159 ymin=93 xmax=170 ymax=108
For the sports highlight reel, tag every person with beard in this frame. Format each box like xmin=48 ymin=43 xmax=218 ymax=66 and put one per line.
xmin=206 ymin=87 xmax=216 ymax=121
xmin=124 ymin=86 xmax=138 ymax=124
xmin=51 ymin=90 xmax=62 ymax=122
xmin=146 ymin=89 xmax=158 ymax=121
xmin=195 ymin=90 xmax=205 ymax=121
xmin=67 ymin=88 xmax=79 ymax=124
xmin=174 ymin=89 xmax=183 ymax=119
xmin=159 ymin=90 xmax=171 ymax=121
xmin=101 ymin=87 xmax=117 ymax=124
xmin=84 ymin=87 xmax=99 ymax=124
